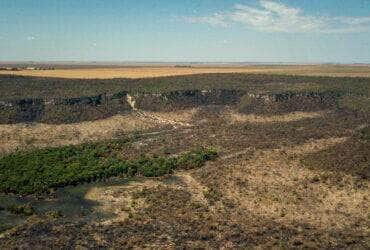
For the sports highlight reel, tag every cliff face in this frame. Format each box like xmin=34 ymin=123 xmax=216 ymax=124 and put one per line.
xmin=133 ymin=89 xmax=246 ymax=111
xmin=0 ymin=99 xmax=45 ymax=123
xmin=0 ymin=92 xmax=132 ymax=124
xmin=239 ymin=91 xmax=342 ymax=114
xmin=0 ymin=89 xmax=345 ymax=124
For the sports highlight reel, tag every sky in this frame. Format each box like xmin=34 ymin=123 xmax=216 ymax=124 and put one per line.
xmin=0 ymin=0 xmax=370 ymax=63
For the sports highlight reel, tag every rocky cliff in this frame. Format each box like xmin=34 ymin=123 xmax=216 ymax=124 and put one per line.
xmin=0 ymin=89 xmax=347 ymax=124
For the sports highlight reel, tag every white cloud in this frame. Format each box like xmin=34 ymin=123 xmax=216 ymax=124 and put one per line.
xmin=184 ymin=0 xmax=370 ymax=34
xmin=183 ymin=13 xmax=229 ymax=27
xmin=27 ymin=36 xmax=36 ymax=41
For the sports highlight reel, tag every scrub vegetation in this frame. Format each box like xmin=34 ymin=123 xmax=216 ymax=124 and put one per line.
xmin=0 ymin=141 xmax=217 ymax=195
xmin=0 ymin=73 xmax=369 ymax=99
xmin=0 ymin=70 xmax=369 ymax=248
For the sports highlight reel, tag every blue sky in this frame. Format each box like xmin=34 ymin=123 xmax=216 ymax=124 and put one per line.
xmin=0 ymin=0 xmax=369 ymax=63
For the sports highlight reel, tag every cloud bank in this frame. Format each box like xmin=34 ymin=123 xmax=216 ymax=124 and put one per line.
xmin=184 ymin=0 xmax=370 ymax=34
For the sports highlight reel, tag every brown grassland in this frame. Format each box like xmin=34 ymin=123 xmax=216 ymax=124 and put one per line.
xmin=1 ymin=64 xmax=370 ymax=78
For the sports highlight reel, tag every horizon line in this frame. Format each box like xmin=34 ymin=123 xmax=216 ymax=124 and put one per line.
xmin=1 ymin=61 xmax=369 ymax=66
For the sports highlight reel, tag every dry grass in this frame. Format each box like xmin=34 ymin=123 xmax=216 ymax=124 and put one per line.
xmin=1 ymin=103 xmax=369 ymax=248
xmin=0 ymin=113 xmax=158 ymax=154
xmin=84 ymin=179 xmax=159 ymax=225
xmin=139 ymin=109 xmax=197 ymax=127
xmin=0 ymin=109 xmax=327 ymax=155
xmin=0 ymin=109 xmax=199 ymax=154
xmin=83 ymin=171 xmax=210 ymax=226
xmin=1 ymin=65 xmax=370 ymax=79
xmin=221 ymin=136 xmax=367 ymax=232
xmin=78 ymin=134 xmax=368 ymax=246
xmin=228 ymin=110 xmax=327 ymax=124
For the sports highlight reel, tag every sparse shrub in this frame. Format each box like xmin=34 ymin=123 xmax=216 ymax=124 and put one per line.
xmin=358 ymin=126 xmax=370 ymax=141
xmin=132 ymin=187 xmax=154 ymax=199
xmin=243 ymin=123 xmax=254 ymax=130
xmin=338 ymin=96 xmax=370 ymax=112
xmin=23 ymin=137 xmax=37 ymax=146
xmin=162 ymin=147 xmax=172 ymax=155
xmin=203 ymin=188 xmax=222 ymax=204
xmin=46 ymin=210 xmax=63 ymax=219
xmin=238 ymin=95 xmax=254 ymax=112
xmin=310 ymin=175 xmax=320 ymax=183
xmin=7 ymin=204 xmax=36 ymax=216
xmin=0 ymin=223 xmax=13 ymax=233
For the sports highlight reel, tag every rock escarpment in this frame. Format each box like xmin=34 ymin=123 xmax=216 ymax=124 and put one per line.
xmin=0 ymin=89 xmax=347 ymax=124
xmin=239 ymin=91 xmax=343 ymax=114
xmin=0 ymin=92 xmax=131 ymax=124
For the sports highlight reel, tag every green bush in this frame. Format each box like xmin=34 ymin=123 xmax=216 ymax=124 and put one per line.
xmin=0 ymin=142 xmax=218 ymax=195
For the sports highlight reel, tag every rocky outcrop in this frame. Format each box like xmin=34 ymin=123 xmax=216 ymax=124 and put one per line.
xmin=0 ymin=92 xmax=132 ymax=124
xmin=133 ymin=89 xmax=246 ymax=111
xmin=0 ymin=89 xmax=347 ymax=124
xmin=239 ymin=91 xmax=343 ymax=114
xmin=0 ymin=98 xmax=44 ymax=123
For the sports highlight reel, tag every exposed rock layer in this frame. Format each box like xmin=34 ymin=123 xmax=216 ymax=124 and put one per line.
xmin=0 ymin=89 xmax=345 ymax=124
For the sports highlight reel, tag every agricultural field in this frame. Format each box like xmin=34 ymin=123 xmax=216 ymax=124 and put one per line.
xmin=0 ymin=71 xmax=369 ymax=248
xmin=1 ymin=64 xmax=370 ymax=79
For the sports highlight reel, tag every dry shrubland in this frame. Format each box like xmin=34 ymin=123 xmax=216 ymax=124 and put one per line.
xmin=0 ymin=72 xmax=369 ymax=248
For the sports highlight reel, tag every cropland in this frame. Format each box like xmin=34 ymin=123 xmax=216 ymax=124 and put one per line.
xmin=0 ymin=67 xmax=369 ymax=248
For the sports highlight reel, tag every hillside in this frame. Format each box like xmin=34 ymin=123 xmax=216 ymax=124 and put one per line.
xmin=0 ymin=73 xmax=369 ymax=248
